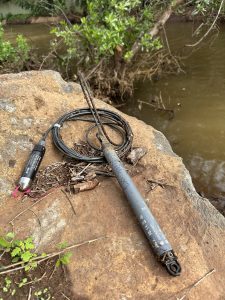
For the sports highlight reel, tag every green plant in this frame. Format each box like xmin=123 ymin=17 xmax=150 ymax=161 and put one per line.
xmin=0 ymin=276 xmax=16 ymax=297
xmin=52 ymin=0 xmax=162 ymax=67
xmin=18 ymin=277 xmax=28 ymax=288
xmin=56 ymin=241 xmax=72 ymax=267
xmin=0 ymin=232 xmax=38 ymax=271
xmin=49 ymin=0 xmax=224 ymax=99
xmin=0 ymin=14 xmax=5 ymax=22
xmin=34 ymin=287 xmax=51 ymax=300
xmin=6 ymin=13 xmax=31 ymax=22
xmin=0 ymin=233 xmax=101 ymax=299
xmin=0 ymin=23 xmax=29 ymax=62
xmin=15 ymin=0 xmax=66 ymax=16
xmin=0 ymin=22 xmax=31 ymax=71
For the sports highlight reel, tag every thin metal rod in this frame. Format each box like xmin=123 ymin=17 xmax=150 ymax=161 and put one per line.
xmin=77 ymin=71 xmax=120 ymax=146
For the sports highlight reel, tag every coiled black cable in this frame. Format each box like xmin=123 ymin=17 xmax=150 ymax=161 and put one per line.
xmin=43 ymin=108 xmax=133 ymax=163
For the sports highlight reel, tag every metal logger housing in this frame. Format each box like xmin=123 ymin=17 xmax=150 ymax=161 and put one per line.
xmin=102 ymin=140 xmax=181 ymax=276
xmin=19 ymin=140 xmax=46 ymax=191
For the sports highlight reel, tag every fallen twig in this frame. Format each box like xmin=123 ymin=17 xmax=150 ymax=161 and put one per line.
xmin=138 ymin=100 xmax=175 ymax=118
xmin=147 ymin=179 xmax=169 ymax=189
xmin=23 ymin=271 xmax=46 ymax=287
xmin=27 ymin=287 xmax=32 ymax=300
xmin=61 ymin=189 xmax=76 ymax=216
xmin=9 ymin=188 xmax=59 ymax=225
xmin=186 ymin=0 xmax=225 ymax=47
xmin=177 ymin=269 xmax=216 ymax=300
xmin=61 ymin=292 xmax=71 ymax=300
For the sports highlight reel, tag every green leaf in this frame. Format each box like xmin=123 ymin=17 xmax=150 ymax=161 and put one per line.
xmin=24 ymin=237 xmax=34 ymax=250
xmin=21 ymin=251 xmax=33 ymax=262
xmin=56 ymin=258 xmax=61 ymax=267
xmin=57 ymin=241 xmax=68 ymax=249
xmin=18 ymin=277 xmax=27 ymax=287
xmin=30 ymin=261 xmax=38 ymax=270
xmin=0 ymin=237 xmax=11 ymax=249
xmin=34 ymin=290 xmax=42 ymax=296
xmin=6 ymin=232 xmax=15 ymax=240
xmin=21 ymin=251 xmax=33 ymax=263
xmin=12 ymin=257 xmax=19 ymax=263
xmin=60 ymin=252 xmax=72 ymax=265
xmin=18 ymin=241 xmax=25 ymax=251
xmin=11 ymin=289 xmax=16 ymax=296
xmin=24 ymin=264 xmax=31 ymax=272
xmin=5 ymin=277 xmax=11 ymax=288
xmin=11 ymin=247 xmax=21 ymax=257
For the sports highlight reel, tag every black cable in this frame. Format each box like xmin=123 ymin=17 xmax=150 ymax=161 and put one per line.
xmin=43 ymin=108 xmax=133 ymax=163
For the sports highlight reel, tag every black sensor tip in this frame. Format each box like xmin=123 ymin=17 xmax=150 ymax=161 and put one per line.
xmin=161 ymin=250 xmax=181 ymax=276
xmin=165 ymin=259 xmax=181 ymax=276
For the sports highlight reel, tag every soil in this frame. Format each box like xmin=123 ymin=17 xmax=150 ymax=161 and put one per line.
xmin=0 ymin=256 xmax=76 ymax=300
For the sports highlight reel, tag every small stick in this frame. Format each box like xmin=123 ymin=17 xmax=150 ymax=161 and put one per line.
xmin=27 ymin=287 xmax=32 ymax=300
xmin=186 ymin=0 xmax=225 ymax=47
xmin=61 ymin=189 xmax=76 ymax=216
xmin=61 ymin=292 xmax=71 ymax=300
xmin=23 ymin=271 xmax=46 ymax=287
xmin=192 ymin=268 xmax=216 ymax=288
xmin=177 ymin=269 xmax=216 ymax=300
xmin=147 ymin=179 xmax=170 ymax=188
xmin=9 ymin=187 xmax=58 ymax=225
xmin=0 ymin=250 xmax=6 ymax=261
xmin=159 ymin=91 xmax=166 ymax=110
xmin=28 ymin=209 xmax=42 ymax=229
xmin=77 ymin=163 xmax=92 ymax=177
xmin=163 ymin=25 xmax=172 ymax=55
xmin=138 ymin=100 xmax=174 ymax=115
xmin=49 ymin=263 xmax=57 ymax=280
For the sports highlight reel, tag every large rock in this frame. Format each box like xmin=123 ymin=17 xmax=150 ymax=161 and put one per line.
xmin=0 ymin=71 xmax=225 ymax=299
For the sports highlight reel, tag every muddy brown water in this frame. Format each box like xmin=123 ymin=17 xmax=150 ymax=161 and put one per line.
xmin=4 ymin=22 xmax=225 ymax=205
xmin=4 ymin=24 xmax=52 ymax=54
xmin=121 ymin=22 xmax=225 ymax=205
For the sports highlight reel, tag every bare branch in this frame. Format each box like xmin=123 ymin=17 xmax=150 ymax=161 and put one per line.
xmin=177 ymin=269 xmax=216 ymax=300
xmin=129 ymin=0 xmax=185 ymax=61
xmin=186 ymin=0 xmax=225 ymax=47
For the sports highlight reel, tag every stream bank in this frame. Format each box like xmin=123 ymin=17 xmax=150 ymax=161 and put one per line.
xmin=3 ymin=22 xmax=225 ymax=215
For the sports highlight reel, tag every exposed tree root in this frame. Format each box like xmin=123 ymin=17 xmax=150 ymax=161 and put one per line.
xmin=83 ymin=49 xmax=184 ymax=102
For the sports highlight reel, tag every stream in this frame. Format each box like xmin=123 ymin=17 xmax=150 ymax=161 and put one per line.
xmin=121 ymin=22 xmax=225 ymax=208
xmin=4 ymin=22 xmax=225 ymax=211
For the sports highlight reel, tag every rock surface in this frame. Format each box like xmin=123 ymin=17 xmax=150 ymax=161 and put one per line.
xmin=0 ymin=71 xmax=225 ymax=299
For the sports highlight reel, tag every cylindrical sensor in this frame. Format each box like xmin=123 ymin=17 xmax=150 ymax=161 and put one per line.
xmin=18 ymin=140 xmax=46 ymax=191
xmin=102 ymin=141 xmax=181 ymax=276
